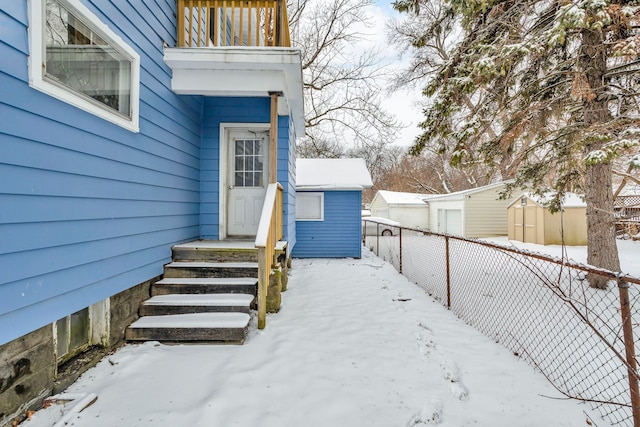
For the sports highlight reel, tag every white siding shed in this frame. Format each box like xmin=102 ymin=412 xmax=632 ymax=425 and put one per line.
xmin=369 ymin=190 xmax=430 ymax=229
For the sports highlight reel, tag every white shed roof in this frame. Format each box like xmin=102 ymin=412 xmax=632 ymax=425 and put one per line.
xmin=509 ymin=192 xmax=587 ymax=208
xmin=296 ymin=158 xmax=373 ymax=190
xmin=424 ymin=181 xmax=510 ymax=202
xmin=375 ymin=190 xmax=432 ymax=206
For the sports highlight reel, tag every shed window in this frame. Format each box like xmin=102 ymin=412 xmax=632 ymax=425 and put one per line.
xmin=29 ymin=0 xmax=140 ymax=131
xmin=296 ymin=192 xmax=324 ymax=221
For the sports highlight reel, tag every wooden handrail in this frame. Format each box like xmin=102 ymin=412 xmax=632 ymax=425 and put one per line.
xmin=255 ymin=182 xmax=284 ymax=329
xmin=177 ymin=0 xmax=290 ymax=48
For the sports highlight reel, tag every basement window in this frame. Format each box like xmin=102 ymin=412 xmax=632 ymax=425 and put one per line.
xmin=54 ymin=300 xmax=108 ymax=364
xmin=55 ymin=308 xmax=91 ymax=363
xmin=29 ymin=0 xmax=140 ymax=131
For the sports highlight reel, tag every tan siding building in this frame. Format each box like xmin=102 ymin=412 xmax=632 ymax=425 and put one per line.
xmin=507 ymin=193 xmax=587 ymax=246
xmin=426 ymin=182 xmax=515 ymax=238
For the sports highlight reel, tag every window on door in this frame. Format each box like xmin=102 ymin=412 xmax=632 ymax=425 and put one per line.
xmin=234 ymin=139 xmax=264 ymax=188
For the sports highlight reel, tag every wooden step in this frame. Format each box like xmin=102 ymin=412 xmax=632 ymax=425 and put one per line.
xmin=163 ymin=261 xmax=258 ymax=278
xmin=125 ymin=313 xmax=250 ymax=343
xmin=172 ymin=241 xmax=258 ymax=263
xmin=139 ymin=294 xmax=254 ymax=316
xmin=152 ymin=277 xmax=257 ymax=296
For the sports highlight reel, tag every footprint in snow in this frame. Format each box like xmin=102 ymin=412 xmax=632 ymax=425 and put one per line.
xmin=414 ymin=331 xmax=436 ymax=356
xmin=449 ymin=382 xmax=468 ymax=401
xmin=406 ymin=399 xmax=442 ymax=425
xmin=440 ymin=359 xmax=469 ymax=401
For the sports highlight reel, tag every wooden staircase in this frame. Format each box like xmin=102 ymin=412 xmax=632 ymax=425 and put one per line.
xmin=126 ymin=241 xmax=261 ymax=344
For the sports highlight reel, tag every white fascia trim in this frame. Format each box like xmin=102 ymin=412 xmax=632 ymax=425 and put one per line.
xmin=164 ymin=47 xmax=304 ymax=134
xmin=28 ymin=0 xmax=140 ymax=132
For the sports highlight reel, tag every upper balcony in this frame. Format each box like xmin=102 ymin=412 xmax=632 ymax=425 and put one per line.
xmin=164 ymin=0 xmax=304 ymax=133
xmin=176 ymin=0 xmax=290 ymax=48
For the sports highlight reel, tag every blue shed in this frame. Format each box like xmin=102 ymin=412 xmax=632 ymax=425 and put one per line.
xmin=293 ymin=158 xmax=373 ymax=258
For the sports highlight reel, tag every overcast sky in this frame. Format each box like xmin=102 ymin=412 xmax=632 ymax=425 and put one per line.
xmin=349 ymin=0 xmax=425 ymax=148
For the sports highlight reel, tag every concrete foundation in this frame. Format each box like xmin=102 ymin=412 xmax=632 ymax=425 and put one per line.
xmin=0 ymin=276 xmax=157 ymax=427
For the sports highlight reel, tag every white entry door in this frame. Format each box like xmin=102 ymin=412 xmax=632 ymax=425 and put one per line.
xmin=438 ymin=209 xmax=463 ymax=236
xmin=226 ymin=130 xmax=269 ymax=237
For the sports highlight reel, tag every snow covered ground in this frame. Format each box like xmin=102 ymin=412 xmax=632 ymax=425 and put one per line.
xmin=24 ymin=249 xmax=609 ymax=427
xmin=483 ymin=237 xmax=640 ymax=278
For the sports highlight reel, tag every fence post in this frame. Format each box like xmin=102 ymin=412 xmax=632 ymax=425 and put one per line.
xmin=399 ymin=227 xmax=403 ymax=274
xmin=619 ymin=278 xmax=640 ymax=426
xmin=445 ymin=236 xmax=451 ymax=309
xmin=376 ymin=223 xmax=380 ymax=256
xmin=363 ymin=220 xmax=367 ymax=244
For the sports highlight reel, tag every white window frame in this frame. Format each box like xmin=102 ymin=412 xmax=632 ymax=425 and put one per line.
xmin=296 ymin=192 xmax=324 ymax=221
xmin=28 ymin=0 xmax=140 ymax=132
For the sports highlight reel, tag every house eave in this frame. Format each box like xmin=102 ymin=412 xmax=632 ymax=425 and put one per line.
xmin=296 ymin=185 xmax=370 ymax=191
xmin=164 ymin=47 xmax=305 ymax=134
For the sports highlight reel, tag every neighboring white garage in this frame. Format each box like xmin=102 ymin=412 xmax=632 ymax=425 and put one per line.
xmin=426 ymin=182 xmax=515 ymax=238
xmin=369 ymin=190 xmax=430 ymax=229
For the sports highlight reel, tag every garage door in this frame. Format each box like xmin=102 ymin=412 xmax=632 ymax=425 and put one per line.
xmin=439 ymin=209 xmax=462 ymax=236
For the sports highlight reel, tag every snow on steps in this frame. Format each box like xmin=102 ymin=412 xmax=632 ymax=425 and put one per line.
xmin=125 ymin=313 xmax=251 ymax=343
xmin=126 ymin=241 xmax=264 ymax=345
xmin=139 ymin=294 xmax=254 ymax=315
xmin=152 ymin=277 xmax=258 ymax=296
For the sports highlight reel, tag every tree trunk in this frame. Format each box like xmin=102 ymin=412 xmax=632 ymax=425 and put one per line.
xmin=585 ymin=160 xmax=621 ymax=288
xmin=581 ymin=26 xmax=621 ymax=288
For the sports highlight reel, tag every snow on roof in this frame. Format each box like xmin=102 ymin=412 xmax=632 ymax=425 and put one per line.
xmin=511 ymin=192 xmax=587 ymax=208
xmin=422 ymin=181 xmax=511 ymax=202
xmin=375 ymin=190 xmax=432 ymax=205
xmin=296 ymin=158 xmax=373 ymax=190
xmin=364 ymin=216 xmax=402 ymax=226
xmin=619 ymin=184 xmax=640 ymax=196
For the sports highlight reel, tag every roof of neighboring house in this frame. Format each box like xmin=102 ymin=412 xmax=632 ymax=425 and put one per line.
xmin=296 ymin=158 xmax=373 ymax=190
xmin=423 ymin=181 xmax=511 ymax=202
xmin=508 ymin=192 xmax=587 ymax=208
xmin=373 ymin=190 xmax=433 ymax=206
xmin=618 ymin=184 xmax=640 ymax=196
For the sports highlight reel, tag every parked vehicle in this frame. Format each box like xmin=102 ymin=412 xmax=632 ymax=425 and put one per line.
xmin=363 ymin=217 xmax=401 ymax=236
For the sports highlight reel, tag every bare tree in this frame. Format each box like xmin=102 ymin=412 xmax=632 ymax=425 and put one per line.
xmin=288 ymin=0 xmax=402 ymax=155
xmin=296 ymin=137 xmax=344 ymax=158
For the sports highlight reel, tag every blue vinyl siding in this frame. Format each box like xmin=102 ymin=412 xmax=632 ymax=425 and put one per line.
xmin=276 ymin=114 xmax=297 ymax=249
xmin=0 ymin=0 xmax=202 ymax=345
xmin=200 ymin=97 xmax=295 ymax=243
xmin=293 ymin=191 xmax=362 ymax=258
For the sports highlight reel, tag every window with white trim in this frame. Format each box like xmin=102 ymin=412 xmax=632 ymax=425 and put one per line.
xmin=296 ymin=192 xmax=324 ymax=221
xmin=29 ymin=0 xmax=140 ymax=132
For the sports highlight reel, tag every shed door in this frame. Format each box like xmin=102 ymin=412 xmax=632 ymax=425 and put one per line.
xmin=514 ymin=207 xmax=524 ymax=241
xmin=439 ymin=209 xmax=462 ymax=235
xmin=523 ymin=206 xmax=537 ymax=243
xmin=227 ymin=130 xmax=269 ymax=237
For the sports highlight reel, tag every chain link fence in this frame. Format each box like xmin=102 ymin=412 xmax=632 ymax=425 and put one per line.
xmin=616 ymin=195 xmax=640 ymax=240
xmin=363 ymin=219 xmax=640 ymax=426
